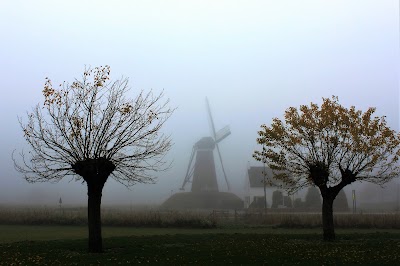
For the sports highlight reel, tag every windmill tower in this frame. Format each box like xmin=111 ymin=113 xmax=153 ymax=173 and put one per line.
xmin=180 ymin=98 xmax=231 ymax=192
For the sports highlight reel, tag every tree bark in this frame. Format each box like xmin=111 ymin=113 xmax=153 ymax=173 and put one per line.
xmin=87 ymin=181 xmax=105 ymax=253
xmin=322 ymin=195 xmax=335 ymax=241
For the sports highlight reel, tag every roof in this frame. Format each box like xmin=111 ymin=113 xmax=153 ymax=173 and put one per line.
xmin=247 ymin=166 xmax=286 ymax=188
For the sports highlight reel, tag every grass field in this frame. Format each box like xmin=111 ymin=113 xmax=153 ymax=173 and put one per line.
xmin=2 ymin=207 xmax=400 ymax=265
xmin=1 ymin=226 xmax=400 ymax=265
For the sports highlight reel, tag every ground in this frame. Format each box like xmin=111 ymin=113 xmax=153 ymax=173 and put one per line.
xmin=1 ymin=225 xmax=400 ymax=265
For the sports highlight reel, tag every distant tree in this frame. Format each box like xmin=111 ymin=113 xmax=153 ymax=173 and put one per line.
xmin=304 ymin=186 xmax=322 ymax=210
xmin=293 ymin=198 xmax=304 ymax=209
xmin=333 ymin=189 xmax=349 ymax=212
xmin=254 ymin=96 xmax=400 ymax=240
xmin=283 ymin=195 xmax=292 ymax=208
xmin=249 ymin=196 xmax=267 ymax=209
xmin=271 ymin=191 xmax=292 ymax=208
xmin=271 ymin=190 xmax=283 ymax=208
xmin=13 ymin=66 xmax=174 ymax=252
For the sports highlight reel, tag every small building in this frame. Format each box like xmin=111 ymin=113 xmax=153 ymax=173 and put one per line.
xmin=244 ymin=166 xmax=289 ymax=208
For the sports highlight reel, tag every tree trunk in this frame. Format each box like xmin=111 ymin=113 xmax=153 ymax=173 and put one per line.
xmin=322 ymin=195 xmax=335 ymax=241
xmin=72 ymin=158 xmax=115 ymax=253
xmin=87 ymin=181 xmax=105 ymax=253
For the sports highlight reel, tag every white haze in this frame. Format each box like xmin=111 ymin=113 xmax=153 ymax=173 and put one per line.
xmin=0 ymin=0 xmax=399 ymax=207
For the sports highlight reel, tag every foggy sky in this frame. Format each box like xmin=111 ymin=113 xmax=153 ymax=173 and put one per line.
xmin=0 ymin=0 xmax=399 ymax=206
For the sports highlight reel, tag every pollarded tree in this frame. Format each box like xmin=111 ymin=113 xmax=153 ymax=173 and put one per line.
xmin=13 ymin=66 xmax=174 ymax=252
xmin=254 ymin=96 xmax=400 ymax=240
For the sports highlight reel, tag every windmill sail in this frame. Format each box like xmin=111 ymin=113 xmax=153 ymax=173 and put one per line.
xmin=206 ymin=97 xmax=217 ymax=139
xmin=180 ymin=145 xmax=196 ymax=190
xmin=215 ymin=143 xmax=230 ymax=191
xmin=215 ymin=125 xmax=231 ymax=143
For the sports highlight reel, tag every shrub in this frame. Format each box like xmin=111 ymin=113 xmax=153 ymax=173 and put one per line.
xmin=271 ymin=190 xmax=283 ymax=208
xmin=249 ymin=196 xmax=267 ymax=209
xmin=293 ymin=198 xmax=304 ymax=209
xmin=283 ymin=196 xmax=292 ymax=208
xmin=305 ymin=186 xmax=321 ymax=210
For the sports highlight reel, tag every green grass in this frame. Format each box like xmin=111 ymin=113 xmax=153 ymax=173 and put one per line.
xmin=1 ymin=226 xmax=400 ymax=265
xmin=0 ymin=225 xmax=221 ymax=244
xmin=0 ymin=225 xmax=319 ymax=243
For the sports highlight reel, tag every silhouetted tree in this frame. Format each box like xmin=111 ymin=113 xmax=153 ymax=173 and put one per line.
xmin=13 ymin=66 xmax=174 ymax=252
xmin=254 ymin=96 xmax=400 ymax=240
xmin=305 ymin=186 xmax=322 ymax=210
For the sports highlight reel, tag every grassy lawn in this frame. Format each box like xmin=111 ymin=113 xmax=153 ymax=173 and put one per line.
xmin=1 ymin=226 xmax=400 ymax=265
xmin=0 ymin=225 xmax=308 ymax=243
xmin=0 ymin=225 xmax=220 ymax=244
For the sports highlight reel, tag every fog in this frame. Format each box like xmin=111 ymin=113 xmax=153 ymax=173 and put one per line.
xmin=0 ymin=0 xmax=399 ymax=208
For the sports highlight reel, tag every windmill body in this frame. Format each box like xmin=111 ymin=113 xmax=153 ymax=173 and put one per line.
xmin=191 ymin=137 xmax=218 ymax=192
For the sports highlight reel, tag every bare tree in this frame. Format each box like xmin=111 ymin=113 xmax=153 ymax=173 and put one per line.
xmin=13 ymin=66 xmax=174 ymax=252
xmin=254 ymin=96 xmax=400 ymax=241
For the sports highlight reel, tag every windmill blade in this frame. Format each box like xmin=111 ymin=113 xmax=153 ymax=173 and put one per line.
xmin=180 ymin=146 xmax=196 ymax=190
xmin=215 ymin=125 xmax=231 ymax=143
xmin=206 ymin=97 xmax=217 ymax=139
xmin=215 ymin=143 xmax=230 ymax=191
xmin=187 ymin=165 xmax=195 ymax=183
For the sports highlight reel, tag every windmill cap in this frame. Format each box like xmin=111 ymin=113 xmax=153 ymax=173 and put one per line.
xmin=195 ymin=137 xmax=215 ymax=150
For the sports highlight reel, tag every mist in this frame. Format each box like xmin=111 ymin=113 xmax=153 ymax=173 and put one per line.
xmin=0 ymin=0 xmax=399 ymax=208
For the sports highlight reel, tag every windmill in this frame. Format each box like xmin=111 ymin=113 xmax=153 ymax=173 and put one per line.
xmin=180 ymin=98 xmax=231 ymax=192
